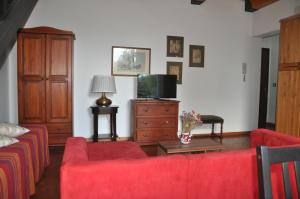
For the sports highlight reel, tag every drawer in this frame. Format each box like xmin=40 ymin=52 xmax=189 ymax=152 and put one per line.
xmin=48 ymin=133 xmax=72 ymax=145
xmin=136 ymin=104 xmax=177 ymax=116
xmin=136 ymin=129 xmax=177 ymax=142
xmin=137 ymin=117 xmax=177 ymax=128
xmin=47 ymin=123 xmax=72 ymax=134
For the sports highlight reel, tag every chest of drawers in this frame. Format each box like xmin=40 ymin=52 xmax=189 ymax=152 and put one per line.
xmin=131 ymin=99 xmax=180 ymax=145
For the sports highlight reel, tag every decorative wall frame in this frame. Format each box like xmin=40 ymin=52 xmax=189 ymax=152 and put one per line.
xmin=189 ymin=45 xmax=204 ymax=67
xmin=167 ymin=61 xmax=182 ymax=84
xmin=167 ymin=36 xmax=184 ymax=57
xmin=112 ymin=46 xmax=151 ymax=76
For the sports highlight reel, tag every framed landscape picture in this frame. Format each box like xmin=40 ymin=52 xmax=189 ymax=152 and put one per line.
xmin=167 ymin=61 xmax=182 ymax=84
xmin=167 ymin=36 xmax=184 ymax=57
xmin=189 ymin=45 xmax=204 ymax=67
xmin=112 ymin=46 xmax=151 ymax=76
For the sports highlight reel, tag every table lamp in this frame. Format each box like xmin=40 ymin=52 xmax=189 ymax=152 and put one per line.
xmin=91 ymin=75 xmax=116 ymax=106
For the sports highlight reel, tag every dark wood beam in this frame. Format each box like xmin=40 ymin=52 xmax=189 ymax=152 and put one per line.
xmin=0 ymin=0 xmax=38 ymax=68
xmin=191 ymin=0 xmax=205 ymax=5
xmin=245 ymin=0 xmax=278 ymax=12
xmin=245 ymin=0 xmax=257 ymax=12
xmin=251 ymin=0 xmax=278 ymax=9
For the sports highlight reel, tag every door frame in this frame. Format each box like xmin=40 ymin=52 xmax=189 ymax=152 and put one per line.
xmin=258 ymin=48 xmax=270 ymax=128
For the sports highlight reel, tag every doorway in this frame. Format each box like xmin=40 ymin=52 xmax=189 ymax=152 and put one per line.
xmin=258 ymin=35 xmax=279 ymax=129
xmin=258 ymin=48 xmax=270 ymax=128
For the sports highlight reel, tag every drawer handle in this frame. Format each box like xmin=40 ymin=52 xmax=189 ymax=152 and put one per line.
xmin=143 ymin=122 xmax=148 ymax=125
xmin=165 ymin=109 xmax=169 ymax=112
xmin=143 ymin=134 xmax=149 ymax=137
xmin=165 ymin=121 xmax=169 ymax=124
xmin=143 ymin=109 xmax=149 ymax=112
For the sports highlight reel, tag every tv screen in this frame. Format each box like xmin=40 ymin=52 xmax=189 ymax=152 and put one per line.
xmin=137 ymin=74 xmax=177 ymax=99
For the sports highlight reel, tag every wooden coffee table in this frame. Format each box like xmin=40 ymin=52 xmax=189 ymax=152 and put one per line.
xmin=158 ymin=138 xmax=224 ymax=155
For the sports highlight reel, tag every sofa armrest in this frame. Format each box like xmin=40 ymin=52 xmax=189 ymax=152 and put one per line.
xmin=62 ymin=137 xmax=88 ymax=164
xmin=250 ymin=128 xmax=300 ymax=147
xmin=250 ymin=129 xmax=267 ymax=147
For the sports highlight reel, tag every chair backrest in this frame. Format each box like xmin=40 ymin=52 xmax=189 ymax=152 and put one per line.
xmin=256 ymin=145 xmax=300 ymax=199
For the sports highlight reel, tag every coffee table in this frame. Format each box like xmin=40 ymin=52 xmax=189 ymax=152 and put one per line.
xmin=158 ymin=138 xmax=224 ymax=155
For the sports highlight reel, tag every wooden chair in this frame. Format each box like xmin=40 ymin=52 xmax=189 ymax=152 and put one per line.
xmin=256 ymin=145 xmax=300 ymax=199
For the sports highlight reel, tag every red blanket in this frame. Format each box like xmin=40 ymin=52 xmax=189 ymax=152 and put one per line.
xmin=0 ymin=124 xmax=49 ymax=199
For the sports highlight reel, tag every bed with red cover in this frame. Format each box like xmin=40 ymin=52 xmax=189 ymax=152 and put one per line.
xmin=0 ymin=124 xmax=49 ymax=199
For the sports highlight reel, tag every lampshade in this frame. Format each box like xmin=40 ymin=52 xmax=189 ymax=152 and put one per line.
xmin=91 ymin=75 xmax=116 ymax=93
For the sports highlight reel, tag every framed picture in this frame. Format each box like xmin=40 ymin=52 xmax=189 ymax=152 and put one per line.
xmin=167 ymin=36 xmax=184 ymax=57
xmin=167 ymin=62 xmax=182 ymax=84
xmin=112 ymin=46 xmax=151 ymax=76
xmin=189 ymin=45 xmax=204 ymax=67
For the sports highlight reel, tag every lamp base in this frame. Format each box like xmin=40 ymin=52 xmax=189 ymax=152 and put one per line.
xmin=96 ymin=93 xmax=112 ymax=106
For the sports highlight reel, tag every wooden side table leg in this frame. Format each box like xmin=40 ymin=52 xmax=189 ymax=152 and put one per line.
xmin=220 ymin=122 xmax=223 ymax=144
xmin=109 ymin=113 xmax=113 ymax=141
xmin=112 ymin=113 xmax=117 ymax=141
xmin=93 ymin=114 xmax=98 ymax=142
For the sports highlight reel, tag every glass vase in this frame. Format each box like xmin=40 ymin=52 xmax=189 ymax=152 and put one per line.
xmin=179 ymin=132 xmax=192 ymax=144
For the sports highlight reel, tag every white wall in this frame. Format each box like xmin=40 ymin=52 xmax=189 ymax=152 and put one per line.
xmin=262 ymin=35 xmax=279 ymax=124
xmin=8 ymin=45 xmax=18 ymax=123
xmin=7 ymin=0 xmax=263 ymax=138
xmin=0 ymin=45 xmax=18 ymax=123
xmin=0 ymin=59 xmax=10 ymax=122
xmin=253 ymin=0 xmax=297 ymax=36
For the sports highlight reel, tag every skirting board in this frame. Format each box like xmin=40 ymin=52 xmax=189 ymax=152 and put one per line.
xmin=88 ymin=131 xmax=251 ymax=142
xmin=193 ymin=131 xmax=250 ymax=138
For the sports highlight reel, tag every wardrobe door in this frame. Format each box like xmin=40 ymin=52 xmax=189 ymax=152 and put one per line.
xmin=276 ymin=69 xmax=300 ymax=136
xmin=45 ymin=34 xmax=72 ymax=123
xmin=45 ymin=34 xmax=73 ymax=145
xmin=276 ymin=14 xmax=300 ymax=137
xmin=18 ymin=33 xmax=46 ymax=123
xmin=279 ymin=16 xmax=300 ymax=66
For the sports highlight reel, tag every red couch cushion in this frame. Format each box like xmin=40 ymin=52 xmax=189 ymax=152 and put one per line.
xmin=61 ymin=155 xmax=189 ymax=199
xmin=187 ymin=148 xmax=259 ymax=199
xmin=87 ymin=141 xmax=147 ymax=161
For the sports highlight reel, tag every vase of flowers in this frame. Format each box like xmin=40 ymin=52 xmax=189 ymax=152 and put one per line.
xmin=179 ymin=111 xmax=202 ymax=144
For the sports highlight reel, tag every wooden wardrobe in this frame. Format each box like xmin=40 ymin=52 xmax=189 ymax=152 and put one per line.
xmin=276 ymin=14 xmax=300 ymax=136
xmin=18 ymin=27 xmax=74 ymax=145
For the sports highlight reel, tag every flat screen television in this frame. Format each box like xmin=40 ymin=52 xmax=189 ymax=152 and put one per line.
xmin=137 ymin=74 xmax=177 ymax=99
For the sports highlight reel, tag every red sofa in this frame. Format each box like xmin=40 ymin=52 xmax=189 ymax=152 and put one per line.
xmin=61 ymin=129 xmax=300 ymax=199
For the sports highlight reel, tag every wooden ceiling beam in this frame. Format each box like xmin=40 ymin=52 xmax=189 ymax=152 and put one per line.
xmin=191 ymin=0 xmax=205 ymax=5
xmin=251 ymin=0 xmax=278 ymax=9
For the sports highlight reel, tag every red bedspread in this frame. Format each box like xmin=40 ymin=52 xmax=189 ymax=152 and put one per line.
xmin=0 ymin=124 xmax=49 ymax=199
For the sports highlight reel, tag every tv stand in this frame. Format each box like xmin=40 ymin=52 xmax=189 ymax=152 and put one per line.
xmin=131 ymin=99 xmax=180 ymax=145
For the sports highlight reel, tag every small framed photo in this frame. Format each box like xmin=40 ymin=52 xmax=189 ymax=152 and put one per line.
xmin=167 ymin=62 xmax=182 ymax=84
xmin=167 ymin=36 xmax=184 ymax=57
xmin=189 ymin=45 xmax=204 ymax=67
xmin=112 ymin=46 xmax=151 ymax=76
